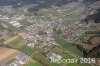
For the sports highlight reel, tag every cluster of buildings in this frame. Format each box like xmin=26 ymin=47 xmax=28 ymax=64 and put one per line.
xmin=9 ymin=21 xmax=22 ymax=27
xmin=56 ymin=23 xmax=89 ymax=44
xmin=25 ymin=19 xmax=57 ymax=47
xmin=9 ymin=52 xmax=32 ymax=66
xmin=46 ymin=52 xmax=62 ymax=62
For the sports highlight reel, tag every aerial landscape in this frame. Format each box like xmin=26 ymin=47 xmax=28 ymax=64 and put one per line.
xmin=0 ymin=0 xmax=100 ymax=66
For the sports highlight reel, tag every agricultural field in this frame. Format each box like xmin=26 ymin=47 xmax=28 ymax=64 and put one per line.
xmin=4 ymin=36 xmax=28 ymax=49
xmin=19 ymin=45 xmax=37 ymax=56
xmin=0 ymin=47 xmax=18 ymax=64
xmin=31 ymin=52 xmax=60 ymax=66
xmin=66 ymin=63 xmax=90 ymax=66
xmin=52 ymin=11 xmax=63 ymax=17
xmin=26 ymin=60 xmax=43 ymax=66
xmin=80 ymin=33 xmax=94 ymax=42
xmin=63 ymin=19 xmax=80 ymax=25
xmin=50 ymin=45 xmax=90 ymax=66
xmin=53 ymin=34 xmax=83 ymax=57
xmin=51 ymin=47 xmax=73 ymax=58
xmin=31 ymin=47 xmax=89 ymax=66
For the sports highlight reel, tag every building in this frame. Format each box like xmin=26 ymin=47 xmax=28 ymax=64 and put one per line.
xmin=46 ymin=53 xmax=62 ymax=62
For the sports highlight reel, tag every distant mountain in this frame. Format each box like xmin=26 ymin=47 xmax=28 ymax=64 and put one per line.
xmin=82 ymin=0 xmax=100 ymax=23
xmin=27 ymin=0 xmax=79 ymax=12
xmin=2 ymin=0 xmax=99 ymax=7
xmin=84 ymin=9 xmax=100 ymax=23
xmin=83 ymin=0 xmax=100 ymax=3
xmin=0 ymin=0 xmax=79 ymax=8
xmin=0 ymin=0 xmax=37 ymax=8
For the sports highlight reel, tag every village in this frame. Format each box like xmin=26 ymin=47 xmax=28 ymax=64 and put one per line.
xmin=0 ymin=0 xmax=99 ymax=66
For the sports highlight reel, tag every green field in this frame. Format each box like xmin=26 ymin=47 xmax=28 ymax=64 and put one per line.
xmin=19 ymin=45 xmax=36 ymax=56
xmin=67 ymin=63 xmax=90 ymax=66
xmin=63 ymin=10 xmax=71 ymax=15
xmin=53 ymin=34 xmax=83 ymax=57
xmin=6 ymin=36 xmax=28 ymax=49
xmin=64 ymin=19 xmax=80 ymax=25
xmin=26 ymin=60 xmax=42 ymax=66
xmin=31 ymin=51 xmax=90 ymax=66
xmin=80 ymin=33 xmax=94 ymax=42
xmin=52 ymin=12 xmax=63 ymax=17
xmin=51 ymin=47 xmax=73 ymax=58
xmin=32 ymin=52 xmax=60 ymax=66
xmin=50 ymin=47 xmax=90 ymax=66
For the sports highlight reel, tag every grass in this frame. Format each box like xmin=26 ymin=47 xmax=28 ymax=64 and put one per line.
xmin=52 ymin=12 xmax=62 ymax=17
xmin=67 ymin=63 xmax=90 ymax=66
xmin=6 ymin=36 xmax=28 ymax=49
xmin=80 ymin=33 xmax=94 ymax=42
xmin=51 ymin=47 xmax=74 ymax=65
xmin=26 ymin=61 xmax=42 ymax=66
xmin=64 ymin=19 xmax=79 ymax=25
xmin=6 ymin=36 xmax=21 ymax=44
xmin=3 ymin=36 xmax=19 ymax=44
xmin=53 ymin=34 xmax=83 ymax=57
xmin=63 ymin=10 xmax=71 ymax=14
xmin=19 ymin=45 xmax=36 ymax=56
xmin=32 ymin=51 xmax=90 ymax=66
xmin=51 ymin=47 xmax=73 ymax=58
xmin=51 ymin=47 xmax=90 ymax=66
xmin=32 ymin=52 xmax=60 ymax=66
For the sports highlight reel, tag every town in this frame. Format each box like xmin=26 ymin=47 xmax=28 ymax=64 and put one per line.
xmin=0 ymin=0 xmax=100 ymax=66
